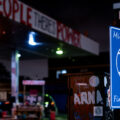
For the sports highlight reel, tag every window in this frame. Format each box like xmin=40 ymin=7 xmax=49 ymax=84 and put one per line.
xmin=56 ymin=69 xmax=67 ymax=79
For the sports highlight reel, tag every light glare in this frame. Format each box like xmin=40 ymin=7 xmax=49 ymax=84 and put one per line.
xmin=56 ymin=50 xmax=63 ymax=55
xmin=17 ymin=53 xmax=21 ymax=58
xmin=28 ymin=32 xmax=40 ymax=46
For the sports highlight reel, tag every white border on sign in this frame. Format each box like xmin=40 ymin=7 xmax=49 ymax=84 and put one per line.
xmin=110 ymin=26 xmax=120 ymax=109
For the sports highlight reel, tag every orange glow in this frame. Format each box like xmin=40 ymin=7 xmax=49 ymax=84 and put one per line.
xmin=51 ymin=101 xmax=54 ymax=106
xmin=2 ymin=31 xmax=6 ymax=35
xmin=5 ymin=101 xmax=10 ymax=104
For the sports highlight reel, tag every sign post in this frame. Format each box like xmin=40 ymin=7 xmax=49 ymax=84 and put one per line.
xmin=110 ymin=26 xmax=120 ymax=109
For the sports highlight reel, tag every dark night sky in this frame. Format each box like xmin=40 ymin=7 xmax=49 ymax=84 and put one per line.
xmin=21 ymin=0 xmax=114 ymax=53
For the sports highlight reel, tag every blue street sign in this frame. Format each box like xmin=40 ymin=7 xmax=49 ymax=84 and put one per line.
xmin=110 ymin=26 xmax=120 ymax=109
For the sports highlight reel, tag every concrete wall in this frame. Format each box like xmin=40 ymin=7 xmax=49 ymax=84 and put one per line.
xmin=0 ymin=59 xmax=48 ymax=80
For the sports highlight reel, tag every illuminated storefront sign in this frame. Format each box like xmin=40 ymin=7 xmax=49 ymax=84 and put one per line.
xmin=0 ymin=0 xmax=57 ymax=37
xmin=23 ymin=80 xmax=45 ymax=86
xmin=0 ymin=0 xmax=99 ymax=55
xmin=57 ymin=21 xmax=81 ymax=47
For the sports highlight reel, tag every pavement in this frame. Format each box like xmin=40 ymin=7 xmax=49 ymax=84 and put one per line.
xmin=43 ymin=114 xmax=67 ymax=120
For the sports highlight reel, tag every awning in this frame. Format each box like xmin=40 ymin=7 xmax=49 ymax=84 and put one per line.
xmin=0 ymin=0 xmax=99 ymax=59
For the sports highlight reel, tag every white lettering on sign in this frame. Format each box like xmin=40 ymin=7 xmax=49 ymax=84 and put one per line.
xmin=114 ymin=95 xmax=120 ymax=102
xmin=81 ymin=92 xmax=88 ymax=104
xmin=74 ymin=93 xmax=81 ymax=104
xmin=74 ymin=91 xmax=95 ymax=105
xmin=96 ymin=90 xmax=103 ymax=104
xmin=74 ymin=90 xmax=103 ymax=105
xmin=113 ymin=31 xmax=120 ymax=39
xmin=57 ymin=21 xmax=81 ymax=48
xmin=88 ymin=91 xmax=95 ymax=104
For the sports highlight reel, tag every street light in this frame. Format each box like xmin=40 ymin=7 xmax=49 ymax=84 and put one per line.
xmin=28 ymin=32 xmax=40 ymax=46
xmin=17 ymin=53 xmax=21 ymax=58
xmin=56 ymin=48 xmax=63 ymax=55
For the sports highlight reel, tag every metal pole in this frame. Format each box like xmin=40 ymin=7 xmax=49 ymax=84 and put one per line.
xmin=16 ymin=50 xmax=19 ymax=104
xmin=24 ymin=85 xmax=26 ymax=104
xmin=11 ymin=50 xmax=20 ymax=104
xmin=42 ymin=85 xmax=45 ymax=105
